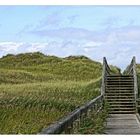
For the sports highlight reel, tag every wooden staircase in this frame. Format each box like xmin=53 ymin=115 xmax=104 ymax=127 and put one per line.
xmin=103 ymin=57 xmax=140 ymax=134
xmin=101 ymin=57 xmax=138 ymax=114
xmin=105 ymin=75 xmax=136 ymax=114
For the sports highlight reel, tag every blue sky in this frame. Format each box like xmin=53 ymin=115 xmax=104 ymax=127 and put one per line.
xmin=1 ymin=6 xmax=140 ymax=69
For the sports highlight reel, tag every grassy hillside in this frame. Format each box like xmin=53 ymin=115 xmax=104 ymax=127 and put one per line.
xmin=0 ymin=52 xmax=102 ymax=83
xmin=0 ymin=52 xmax=119 ymax=134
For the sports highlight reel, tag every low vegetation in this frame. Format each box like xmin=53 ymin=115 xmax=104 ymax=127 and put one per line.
xmin=0 ymin=52 xmax=119 ymax=134
xmin=77 ymin=102 xmax=109 ymax=134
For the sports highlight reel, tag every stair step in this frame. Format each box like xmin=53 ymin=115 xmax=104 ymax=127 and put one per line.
xmin=107 ymin=74 xmax=133 ymax=76
xmin=106 ymin=90 xmax=134 ymax=92
xmin=106 ymin=89 xmax=134 ymax=92
xmin=107 ymin=75 xmax=133 ymax=77
xmin=108 ymin=102 xmax=135 ymax=104
xmin=106 ymin=87 xmax=134 ymax=89
xmin=106 ymin=92 xmax=134 ymax=94
xmin=105 ymin=80 xmax=134 ymax=84
xmin=105 ymin=93 xmax=134 ymax=95
xmin=109 ymin=104 xmax=135 ymax=107
xmin=106 ymin=77 xmax=133 ymax=79
xmin=105 ymin=97 xmax=134 ymax=100
xmin=106 ymin=98 xmax=134 ymax=101
xmin=106 ymin=91 xmax=134 ymax=93
xmin=106 ymin=80 xmax=133 ymax=82
xmin=105 ymin=95 xmax=134 ymax=97
xmin=109 ymin=108 xmax=135 ymax=111
xmin=104 ymin=94 xmax=135 ymax=98
xmin=106 ymin=79 xmax=133 ymax=81
xmin=106 ymin=84 xmax=134 ymax=86
xmin=109 ymin=108 xmax=135 ymax=110
xmin=109 ymin=110 xmax=135 ymax=114
xmin=105 ymin=90 xmax=134 ymax=95
xmin=105 ymin=96 xmax=134 ymax=99
xmin=106 ymin=83 xmax=134 ymax=85
xmin=106 ymin=84 xmax=134 ymax=87
xmin=106 ymin=81 xmax=134 ymax=84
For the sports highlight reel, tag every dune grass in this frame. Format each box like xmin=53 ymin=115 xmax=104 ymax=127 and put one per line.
xmin=0 ymin=80 xmax=101 ymax=134
xmin=0 ymin=52 xmax=119 ymax=134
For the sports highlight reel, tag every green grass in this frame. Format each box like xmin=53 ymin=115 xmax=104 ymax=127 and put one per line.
xmin=77 ymin=102 xmax=109 ymax=134
xmin=0 ymin=52 xmax=102 ymax=83
xmin=0 ymin=52 xmax=119 ymax=134
xmin=0 ymin=80 xmax=101 ymax=134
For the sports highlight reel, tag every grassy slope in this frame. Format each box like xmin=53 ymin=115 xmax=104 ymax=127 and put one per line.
xmin=0 ymin=52 xmax=102 ymax=83
xmin=0 ymin=52 xmax=118 ymax=134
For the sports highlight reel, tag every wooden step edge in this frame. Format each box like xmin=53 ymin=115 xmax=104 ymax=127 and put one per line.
xmin=109 ymin=112 xmax=135 ymax=114
xmin=106 ymin=87 xmax=134 ymax=89
xmin=107 ymin=102 xmax=135 ymax=104
xmin=109 ymin=107 xmax=135 ymax=110
xmin=106 ymin=91 xmax=134 ymax=93
xmin=107 ymin=75 xmax=133 ymax=77
xmin=106 ymin=85 xmax=134 ymax=86
xmin=109 ymin=105 xmax=135 ymax=107
xmin=105 ymin=93 xmax=134 ymax=94
xmin=105 ymin=97 xmax=134 ymax=99
xmin=104 ymin=95 xmax=134 ymax=97
xmin=106 ymin=79 xmax=134 ymax=80
xmin=106 ymin=77 xmax=133 ymax=79
xmin=109 ymin=110 xmax=135 ymax=113
xmin=106 ymin=90 xmax=134 ymax=92
xmin=106 ymin=99 xmax=135 ymax=101
xmin=106 ymin=95 xmax=135 ymax=97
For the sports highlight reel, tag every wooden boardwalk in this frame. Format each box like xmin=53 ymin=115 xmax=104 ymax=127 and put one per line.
xmin=105 ymin=114 xmax=140 ymax=134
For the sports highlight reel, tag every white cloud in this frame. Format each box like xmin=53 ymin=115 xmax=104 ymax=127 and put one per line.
xmin=0 ymin=42 xmax=49 ymax=57
xmin=0 ymin=42 xmax=22 ymax=52
xmin=84 ymin=41 xmax=103 ymax=48
xmin=1 ymin=25 xmax=140 ymax=72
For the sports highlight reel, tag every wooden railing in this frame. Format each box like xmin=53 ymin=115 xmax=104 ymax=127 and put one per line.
xmin=39 ymin=95 xmax=103 ymax=134
xmin=101 ymin=57 xmax=112 ymax=96
xmin=124 ymin=57 xmax=138 ymax=112
xmin=39 ymin=57 xmax=110 ymax=134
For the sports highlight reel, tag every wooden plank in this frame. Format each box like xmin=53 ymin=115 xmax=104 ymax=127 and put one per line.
xmin=105 ymin=114 xmax=140 ymax=134
xmin=104 ymin=128 xmax=140 ymax=134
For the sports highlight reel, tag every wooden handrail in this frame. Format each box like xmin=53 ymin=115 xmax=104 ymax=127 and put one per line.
xmin=124 ymin=57 xmax=135 ymax=75
xmin=133 ymin=57 xmax=138 ymax=108
xmin=101 ymin=57 xmax=112 ymax=96
xmin=39 ymin=95 xmax=103 ymax=134
xmin=103 ymin=57 xmax=111 ymax=75
xmin=124 ymin=57 xmax=138 ymax=112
